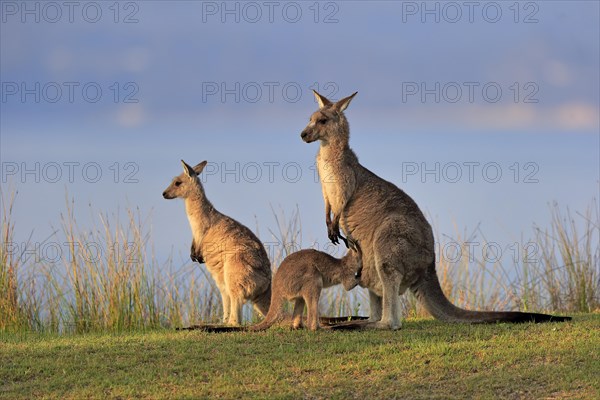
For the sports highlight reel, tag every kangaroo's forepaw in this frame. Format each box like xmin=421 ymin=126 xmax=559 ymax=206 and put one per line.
xmin=190 ymin=253 xmax=205 ymax=264
xmin=339 ymin=235 xmax=350 ymax=249
xmin=328 ymin=233 xmax=339 ymax=245
xmin=190 ymin=243 xmax=205 ymax=264
xmin=326 ymin=219 xmax=342 ymax=244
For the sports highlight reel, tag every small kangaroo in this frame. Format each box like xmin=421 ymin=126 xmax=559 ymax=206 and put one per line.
xmin=163 ymin=160 xmax=272 ymax=325
xmin=301 ymin=91 xmax=571 ymax=329
xmin=250 ymin=243 xmax=362 ymax=331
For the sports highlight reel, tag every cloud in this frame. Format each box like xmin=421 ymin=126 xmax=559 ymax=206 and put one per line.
xmin=46 ymin=46 xmax=74 ymax=73
xmin=462 ymin=104 xmax=538 ymax=130
xmin=43 ymin=45 xmax=149 ymax=75
xmin=543 ymin=60 xmax=573 ymax=87
xmin=394 ymin=102 xmax=599 ymax=132
xmin=554 ymin=103 xmax=599 ymax=130
xmin=116 ymin=103 xmax=145 ymax=128
xmin=123 ymin=47 xmax=150 ymax=73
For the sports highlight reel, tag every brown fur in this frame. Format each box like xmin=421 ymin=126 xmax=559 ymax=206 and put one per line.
xmin=301 ymin=91 xmax=571 ymax=329
xmin=163 ymin=160 xmax=271 ymax=325
xmin=249 ymin=247 xmax=362 ymax=331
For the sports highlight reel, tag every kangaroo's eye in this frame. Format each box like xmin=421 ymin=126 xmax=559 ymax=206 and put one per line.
xmin=175 ymin=181 xmax=182 ymax=187
xmin=318 ymin=118 xmax=327 ymax=125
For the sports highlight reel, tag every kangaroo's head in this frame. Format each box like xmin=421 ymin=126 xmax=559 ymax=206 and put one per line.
xmin=162 ymin=160 xmax=208 ymax=200
xmin=301 ymin=90 xmax=357 ymax=145
xmin=341 ymin=240 xmax=363 ymax=291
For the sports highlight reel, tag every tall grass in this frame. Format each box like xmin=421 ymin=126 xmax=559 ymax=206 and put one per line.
xmin=403 ymin=201 xmax=599 ymax=318
xmin=528 ymin=202 xmax=599 ymax=312
xmin=1 ymin=191 xmax=222 ymax=333
xmin=0 ymin=189 xmax=27 ymax=331
xmin=1 ymin=189 xmax=598 ymax=334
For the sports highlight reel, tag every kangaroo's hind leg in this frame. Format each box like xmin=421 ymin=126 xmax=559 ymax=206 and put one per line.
xmin=291 ymin=298 xmax=305 ymax=329
xmin=304 ymin=283 xmax=322 ymax=331
xmin=368 ymin=225 xmax=414 ymax=330
xmin=220 ymin=290 xmax=231 ymax=324
xmin=368 ymin=290 xmax=382 ymax=322
xmin=228 ymin=295 xmax=244 ymax=326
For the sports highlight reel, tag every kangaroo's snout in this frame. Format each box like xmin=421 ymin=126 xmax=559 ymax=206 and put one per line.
xmin=301 ymin=130 xmax=315 ymax=143
xmin=162 ymin=191 xmax=173 ymax=199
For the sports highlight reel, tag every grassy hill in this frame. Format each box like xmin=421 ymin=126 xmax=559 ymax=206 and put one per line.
xmin=1 ymin=314 xmax=598 ymax=399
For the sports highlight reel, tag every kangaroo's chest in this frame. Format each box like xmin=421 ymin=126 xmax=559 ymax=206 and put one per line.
xmin=187 ymin=214 xmax=206 ymax=243
xmin=317 ymin=154 xmax=346 ymax=214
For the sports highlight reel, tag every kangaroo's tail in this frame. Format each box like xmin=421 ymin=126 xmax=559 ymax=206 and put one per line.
xmin=410 ymin=261 xmax=571 ymax=323
xmin=248 ymin=288 xmax=285 ymax=331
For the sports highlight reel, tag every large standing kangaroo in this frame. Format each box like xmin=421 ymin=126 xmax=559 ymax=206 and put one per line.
xmin=301 ymin=91 xmax=571 ymax=330
xmin=163 ymin=160 xmax=272 ymax=325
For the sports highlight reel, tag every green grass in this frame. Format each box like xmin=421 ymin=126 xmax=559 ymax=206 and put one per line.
xmin=1 ymin=314 xmax=598 ymax=399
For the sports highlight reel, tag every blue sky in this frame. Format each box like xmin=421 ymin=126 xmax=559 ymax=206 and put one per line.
xmin=1 ymin=1 xmax=598 ymax=267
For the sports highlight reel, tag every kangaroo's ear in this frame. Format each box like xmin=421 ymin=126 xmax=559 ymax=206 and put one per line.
xmin=347 ymin=237 xmax=360 ymax=253
xmin=313 ymin=90 xmax=333 ymax=109
xmin=334 ymin=92 xmax=358 ymax=112
xmin=181 ymin=160 xmax=196 ymax=178
xmin=193 ymin=161 xmax=208 ymax=175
